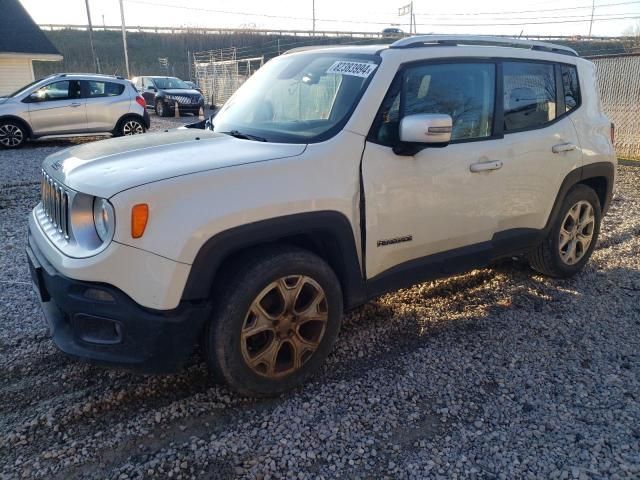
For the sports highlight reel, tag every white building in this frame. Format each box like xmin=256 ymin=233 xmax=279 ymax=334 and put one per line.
xmin=0 ymin=0 xmax=62 ymax=96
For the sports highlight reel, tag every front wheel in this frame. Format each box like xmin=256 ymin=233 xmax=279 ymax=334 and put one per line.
xmin=528 ymin=184 xmax=602 ymax=278
xmin=204 ymin=246 xmax=343 ymax=397
xmin=0 ymin=121 xmax=27 ymax=149
xmin=155 ymin=99 xmax=169 ymax=117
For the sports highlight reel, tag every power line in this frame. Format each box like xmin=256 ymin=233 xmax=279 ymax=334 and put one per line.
xmin=414 ymin=0 xmax=640 ymax=17
xmin=126 ymin=0 xmax=640 ymax=22
xmin=124 ymin=0 xmax=640 ymax=27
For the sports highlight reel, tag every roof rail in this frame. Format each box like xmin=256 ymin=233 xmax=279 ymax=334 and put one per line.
xmin=283 ymin=45 xmax=343 ymax=55
xmin=390 ymin=35 xmax=578 ymax=57
xmin=55 ymin=73 xmax=125 ymax=79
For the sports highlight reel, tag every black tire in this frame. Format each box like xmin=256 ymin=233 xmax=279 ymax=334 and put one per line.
xmin=528 ymin=184 xmax=602 ymax=278
xmin=0 ymin=120 xmax=27 ymax=149
xmin=204 ymin=245 xmax=343 ymax=397
xmin=117 ymin=117 xmax=145 ymax=136
xmin=155 ymin=99 xmax=169 ymax=117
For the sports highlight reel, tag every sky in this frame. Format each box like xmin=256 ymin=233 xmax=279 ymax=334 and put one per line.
xmin=20 ymin=0 xmax=640 ymax=37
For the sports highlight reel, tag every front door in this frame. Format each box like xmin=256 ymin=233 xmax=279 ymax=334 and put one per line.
xmin=142 ymin=77 xmax=157 ymax=106
xmin=362 ymin=61 xmax=506 ymax=279
xmin=27 ymin=80 xmax=86 ymax=135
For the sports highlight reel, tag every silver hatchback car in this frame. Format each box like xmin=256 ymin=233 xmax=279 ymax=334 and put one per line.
xmin=0 ymin=73 xmax=150 ymax=149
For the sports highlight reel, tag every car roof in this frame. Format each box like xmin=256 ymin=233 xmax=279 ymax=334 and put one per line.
xmin=285 ymin=35 xmax=579 ymax=60
xmin=44 ymin=73 xmax=129 ymax=82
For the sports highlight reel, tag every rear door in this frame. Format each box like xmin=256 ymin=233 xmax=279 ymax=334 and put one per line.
xmin=27 ymin=80 xmax=87 ymax=135
xmin=496 ymin=61 xmax=583 ymax=233
xmin=83 ymin=80 xmax=129 ymax=132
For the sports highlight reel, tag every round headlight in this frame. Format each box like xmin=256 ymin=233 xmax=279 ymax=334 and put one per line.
xmin=93 ymin=198 xmax=115 ymax=242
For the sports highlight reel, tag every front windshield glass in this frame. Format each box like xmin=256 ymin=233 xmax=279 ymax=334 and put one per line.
xmin=154 ymin=77 xmax=190 ymax=89
xmin=212 ymin=53 xmax=380 ymax=143
xmin=7 ymin=77 xmax=53 ymax=98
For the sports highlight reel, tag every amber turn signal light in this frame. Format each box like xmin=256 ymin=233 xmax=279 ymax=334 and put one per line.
xmin=131 ymin=204 xmax=149 ymax=238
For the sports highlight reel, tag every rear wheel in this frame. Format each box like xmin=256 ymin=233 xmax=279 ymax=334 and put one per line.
xmin=204 ymin=246 xmax=343 ymax=397
xmin=528 ymin=184 xmax=601 ymax=278
xmin=0 ymin=120 xmax=27 ymax=149
xmin=118 ymin=117 xmax=145 ymax=136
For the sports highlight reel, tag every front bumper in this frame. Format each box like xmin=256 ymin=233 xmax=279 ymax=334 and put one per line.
xmin=166 ymin=98 xmax=204 ymax=112
xmin=26 ymin=233 xmax=211 ymax=372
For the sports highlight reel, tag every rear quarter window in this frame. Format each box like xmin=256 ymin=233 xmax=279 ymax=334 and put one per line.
xmin=87 ymin=81 xmax=125 ymax=98
xmin=561 ymin=64 xmax=581 ymax=113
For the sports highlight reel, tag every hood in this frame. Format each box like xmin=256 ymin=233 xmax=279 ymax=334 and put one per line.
xmin=42 ymin=129 xmax=306 ymax=198
xmin=161 ymin=88 xmax=201 ymax=96
xmin=0 ymin=97 xmax=9 ymax=105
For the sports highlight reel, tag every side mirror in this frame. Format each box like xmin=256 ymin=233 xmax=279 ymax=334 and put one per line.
xmin=147 ymin=85 xmax=157 ymax=92
xmin=394 ymin=113 xmax=453 ymax=155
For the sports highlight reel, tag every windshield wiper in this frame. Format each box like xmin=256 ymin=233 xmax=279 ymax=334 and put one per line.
xmin=222 ymin=130 xmax=267 ymax=142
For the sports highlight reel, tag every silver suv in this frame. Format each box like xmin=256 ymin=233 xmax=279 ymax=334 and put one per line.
xmin=0 ymin=73 xmax=150 ymax=149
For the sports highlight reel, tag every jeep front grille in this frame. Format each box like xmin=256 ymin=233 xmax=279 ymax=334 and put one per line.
xmin=40 ymin=170 xmax=70 ymax=239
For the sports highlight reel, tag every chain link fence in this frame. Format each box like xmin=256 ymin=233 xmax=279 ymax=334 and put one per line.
xmin=589 ymin=53 xmax=640 ymax=160
xmin=193 ymin=48 xmax=263 ymax=108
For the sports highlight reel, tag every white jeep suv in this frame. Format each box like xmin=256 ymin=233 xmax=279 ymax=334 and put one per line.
xmin=27 ymin=36 xmax=616 ymax=396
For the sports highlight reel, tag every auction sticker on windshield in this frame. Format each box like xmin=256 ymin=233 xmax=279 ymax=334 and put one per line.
xmin=326 ymin=61 xmax=377 ymax=78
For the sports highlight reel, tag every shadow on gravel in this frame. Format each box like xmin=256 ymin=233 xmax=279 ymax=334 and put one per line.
xmin=2 ymin=257 xmax=639 ymax=478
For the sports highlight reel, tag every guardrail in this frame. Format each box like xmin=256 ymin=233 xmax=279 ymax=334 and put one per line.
xmin=36 ymin=25 xmax=632 ymax=42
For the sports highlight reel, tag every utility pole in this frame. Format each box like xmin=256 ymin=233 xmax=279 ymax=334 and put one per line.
xmin=84 ymin=0 xmax=100 ymax=73
xmin=588 ymin=0 xmax=595 ymax=37
xmin=409 ymin=1 xmax=413 ymax=34
xmin=119 ymin=0 xmax=130 ymax=78
xmin=312 ymin=0 xmax=316 ymax=35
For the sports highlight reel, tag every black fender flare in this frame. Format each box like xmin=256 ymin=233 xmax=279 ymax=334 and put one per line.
xmin=545 ymin=161 xmax=615 ymax=230
xmin=181 ymin=211 xmax=367 ymax=310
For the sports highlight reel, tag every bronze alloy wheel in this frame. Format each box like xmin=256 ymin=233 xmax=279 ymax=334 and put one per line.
xmin=559 ymin=200 xmax=595 ymax=265
xmin=241 ymin=275 xmax=328 ymax=378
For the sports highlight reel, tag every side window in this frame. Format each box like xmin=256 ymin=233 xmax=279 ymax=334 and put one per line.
xmin=403 ymin=63 xmax=495 ymax=141
xmin=31 ymin=80 xmax=81 ymax=102
xmin=133 ymin=77 xmax=143 ymax=89
xmin=86 ymin=81 xmax=125 ymax=98
xmin=561 ymin=64 xmax=580 ymax=113
xmin=503 ymin=62 xmax=556 ymax=132
xmin=370 ymin=63 xmax=495 ymax=145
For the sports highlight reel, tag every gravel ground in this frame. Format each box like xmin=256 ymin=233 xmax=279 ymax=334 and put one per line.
xmin=1 ymin=116 xmax=639 ymax=479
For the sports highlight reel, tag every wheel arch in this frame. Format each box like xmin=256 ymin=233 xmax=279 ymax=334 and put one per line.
xmin=181 ymin=211 xmax=366 ymax=310
xmin=0 ymin=115 xmax=33 ymax=138
xmin=545 ymin=161 xmax=615 ymax=231
xmin=114 ymin=113 xmax=146 ymax=134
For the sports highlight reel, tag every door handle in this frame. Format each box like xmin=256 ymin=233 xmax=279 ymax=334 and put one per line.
xmin=552 ymin=142 xmax=577 ymax=153
xmin=69 ymin=102 xmax=82 ymax=108
xmin=470 ymin=160 xmax=503 ymax=173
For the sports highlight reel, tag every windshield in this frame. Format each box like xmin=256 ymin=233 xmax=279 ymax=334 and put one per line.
xmin=7 ymin=76 xmax=54 ymax=98
xmin=154 ymin=77 xmax=190 ymax=89
xmin=212 ymin=53 xmax=380 ymax=143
